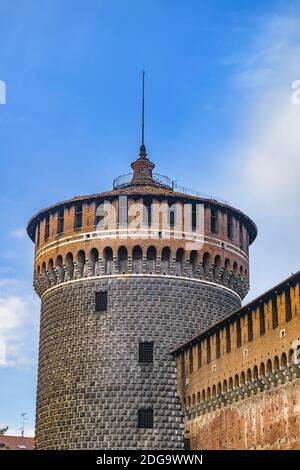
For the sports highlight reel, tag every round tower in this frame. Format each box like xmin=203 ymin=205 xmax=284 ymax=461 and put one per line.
xmin=27 ymin=142 xmax=256 ymax=449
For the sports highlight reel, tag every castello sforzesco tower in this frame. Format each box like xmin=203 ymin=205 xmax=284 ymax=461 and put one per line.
xmin=27 ymin=76 xmax=257 ymax=450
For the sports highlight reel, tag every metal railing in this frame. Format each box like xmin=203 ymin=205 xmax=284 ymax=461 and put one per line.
xmin=113 ymin=173 xmax=229 ymax=205
xmin=113 ymin=172 xmax=173 ymax=190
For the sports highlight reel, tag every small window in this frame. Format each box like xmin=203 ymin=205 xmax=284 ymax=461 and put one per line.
xmin=74 ymin=203 xmax=83 ymax=230
xmin=247 ymin=312 xmax=253 ymax=342
xmin=45 ymin=214 xmax=50 ymax=241
xmin=138 ymin=408 xmax=153 ymax=428
xmin=211 ymin=207 xmax=218 ymax=234
xmin=57 ymin=208 xmax=64 ymax=234
xmin=236 ymin=318 xmax=242 ymax=348
xmin=216 ymin=331 xmax=221 ymax=359
xmin=227 ymin=214 xmax=233 ymax=240
xmin=139 ymin=342 xmax=153 ymax=363
xmin=95 ymin=291 xmax=107 ymax=312
xmin=192 ymin=203 xmax=197 ymax=231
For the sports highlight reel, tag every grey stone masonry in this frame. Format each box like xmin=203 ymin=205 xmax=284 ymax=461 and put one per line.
xmin=36 ymin=276 xmax=240 ymax=450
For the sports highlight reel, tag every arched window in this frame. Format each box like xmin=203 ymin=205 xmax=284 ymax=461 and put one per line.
xmin=197 ymin=391 xmax=200 ymax=403
xmin=146 ymin=246 xmax=156 ymax=274
xmin=203 ymin=252 xmax=211 ymax=278
xmin=234 ymin=374 xmax=239 ymax=387
xmin=118 ymin=246 xmax=128 ymax=274
xmin=48 ymin=258 xmax=56 ymax=283
xmin=266 ymin=359 xmax=272 ymax=374
xmin=240 ymin=371 xmax=245 ymax=384
xmin=202 ymin=389 xmax=206 ymax=401
xmin=247 ymin=368 xmax=252 ymax=382
xmin=207 ymin=387 xmax=211 ymax=399
xmin=189 ymin=250 xmax=198 ymax=276
xmin=288 ymin=349 xmax=294 ymax=365
xmin=274 ymin=356 xmax=279 ymax=370
xmin=259 ymin=362 xmax=265 ymax=377
xmin=228 ymin=377 xmax=233 ymax=389
xmin=41 ymin=262 xmax=46 ymax=274
xmin=55 ymin=255 xmax=64 ymax=281
xmin=174 ymin=248 xmax=184 ymax=276
xmin=89 ymin=248 xmax=99 ymax=276
xmin=212 ymin=385 xmax=216 ymax=397
xmin=213 ymin=255 xmax=221 ymax=280
xmin=233 ymin=261 xmax=238 ymax=274
xmin=188 ymin=396 xmax=191 ymax=408
xmin=132 ymin=246 xmax=143 ymax=274
xmin=66 ymin=252 xmax=74 ymax=279
xmin=223 ymin=380 xmax=227 ymax=391
xmin=240 ymin=265 xmax=243 ymax=277
xmin=77 ymin=250 xmax=86 ymax=277
xmin=103 ymin=247 xmax=113 ymax=274
xmin=192 ymin=394 xmax=196 ymax=406
xmin=281 ymin=352 xmax=287 ymax=367
xmin=161 ymin=247 xmax=170 ymax=275
xmin=217 ymin=382 xmax=222 ymax=395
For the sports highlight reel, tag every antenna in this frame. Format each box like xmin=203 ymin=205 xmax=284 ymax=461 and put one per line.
xmin=141 ymin=70 xmax=145 ymax=146
xmin=21 ymin=413 xmax=27 ymax=438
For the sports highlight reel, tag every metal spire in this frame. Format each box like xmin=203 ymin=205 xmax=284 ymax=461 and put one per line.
xmin=141 ymin=70 xmax=145 ymax=146
xmin=139 ymin=70 xmax=147 ymax=159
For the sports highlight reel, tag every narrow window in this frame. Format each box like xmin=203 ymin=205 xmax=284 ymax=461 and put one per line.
xmin=169 ymin=210 xmax=175 ymax=229
xmin=143 ymin=199 xmax=152 ymax=227
xmin=45 ymin=214 xmax=50 ymax=241
xmin=216 ymin=331 xmax=221 ymax=359
xmin=138 ymin=408 xmax=153 ymax=428
xmin=259 ymin=304 xmax=265 ymax=336
xmin=197 ymin=342 xmax=202 ymax=369
xmin=211 ymin=207 xmax=218 ymax=234
xmin=95 ymin=203 xmax=104 ymax=229
xmin=139 ymin=342 xmax=153 ymax=364
xmin=95 ymin=291 xmax=107 ymax=312
xmin=206 ymin=337 xmax=211 ymax=364
xmin=119 ymin=195 xmax=128 ymax=227
xmin=227 ymin=213 xmax=233 ymax=239
xmin=57 ymin=208 xmax=64 ymax=234
xmin=36 ymin=222 xmax=40 ymax=247
xmin=247 ymin=312 xmax=253 ymax=342
xmin=226 ymin=324 xmax=231 ymax=353
xmin=285 ymin=288 xmax=292 ymax=322
xmin=192 ymin=203 xmax=197 ymax=231
xmin=189 ymin=348 xmax=193 ymax=373
xmin=236 ymin=318 xmax=242 ymax=348
xmin=272 ymin=296 xmax=278 ymax=329
xmin=74 ymin=203 xmax=83 ymax=230
xmin=239 ymin=221 xmax=243 ymax=249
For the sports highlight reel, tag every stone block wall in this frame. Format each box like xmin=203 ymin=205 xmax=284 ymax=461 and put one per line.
xmin=36 ymin=276 xmax=240 ymax=449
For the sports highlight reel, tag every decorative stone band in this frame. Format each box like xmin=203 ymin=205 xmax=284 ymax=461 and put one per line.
xmin=38 ymin=273 xmax=242 ymax=302
xmin=34 ymin=229 xmax=249 ymax=263
xmin=185 ymin=363 xmax=300 ymax=420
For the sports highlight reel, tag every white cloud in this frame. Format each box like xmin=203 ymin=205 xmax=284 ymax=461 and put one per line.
xmin=9 ymin=227 xmax=26 ymax=240
xmin=223 ymin=15 xmax=300 ymax=299
xmin=0 ymin=279 xmax=39 ymax=368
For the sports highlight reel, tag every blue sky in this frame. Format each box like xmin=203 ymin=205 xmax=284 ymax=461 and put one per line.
xmin=0 ymin=0 xmax=300 ymax=436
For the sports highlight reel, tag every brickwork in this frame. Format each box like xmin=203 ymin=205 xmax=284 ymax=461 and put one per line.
xmin=173 ymin=272 xmax=300 ymax=449
xmin=186 ymin=378 xmax=300 ymax=449
xmin=36 ymin=276 xmax=240 ymax=450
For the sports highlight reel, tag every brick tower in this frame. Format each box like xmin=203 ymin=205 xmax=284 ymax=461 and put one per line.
xmin=27 ymin=80 xmax=257 ymax=449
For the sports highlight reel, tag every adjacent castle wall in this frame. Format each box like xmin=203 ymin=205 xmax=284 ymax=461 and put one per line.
xmin=174 ymin=272 xmax=300 ymax=450
xmin=186 ymin=378 xmax=300 ymax=449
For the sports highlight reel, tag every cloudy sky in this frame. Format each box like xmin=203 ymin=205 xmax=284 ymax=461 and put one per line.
xmin=0 ymin=0 xmax=299 ymax=437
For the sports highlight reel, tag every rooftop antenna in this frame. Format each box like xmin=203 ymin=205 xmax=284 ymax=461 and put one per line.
xmin=21 ymin=413 xmax=27 ymax=438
